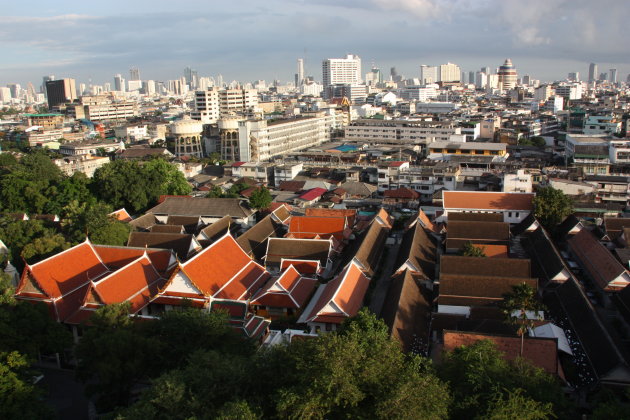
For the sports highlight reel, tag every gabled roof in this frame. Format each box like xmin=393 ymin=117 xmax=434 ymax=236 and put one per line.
xmin=395 ymin=223 xmax=437 ymax=280
xmin=127 ymin=232 xmax=200 ymax=261
xmin=383 ymin=187 xmax=420 ymax=199
xmin=353 ymin=213 xmax=391 ymax=277
xmin=265 ymin=238 xmax=331 ymax=268
xmin=297 ymin=187 xmax=327 ymax=201
xmin=443 ymin=191 xmax=534 ymax=211
xmin=568 ymin=229 xmax=629 ymax=291
xmin=417 ymin=209 xmax=440 ymax=233
xmin=299 ymin=261 xmax=370 ymax=325
xmin=150 ymin=224 xmax=185 ymax=234
xmin=250 ymin=265 xmax=318 ymax=309
xmin=443 ymin=331 xmax=560 ymax=376
xmin=128 ymin=213 xmax=158 ymax=231
xmin=197 ymin=215 xmax=233 ymax=244
xmin=556 ymin=214 xmax=583 ymax=239
xmin=166 ymin=215 xmax=201 ymax=234
xmin=88 ymin=254 xmax=165 ymax=314
xmin=604 ymin=218 xmax=630 ymax=240
xmin=381 ymin=269 xmax=431 ymax=353
xmin=288 ymin=216 xmax=348 ymax=241
xmin=523 ymin=227 xmax=568 ymax=284
xmin=175 ymin=233 xmax=269 ymax=300
xmin=439 ymin=273 xmax=538 ymax=307
xmin=440 ymin=255 xmax=531 ymax=278
xmin=237 ymin=214 xmax=285 ymax=260
xmin=148 ymin=197 xmax=253 ymax=219
xmin=510 ymin=213 xmax=540 ymax=236
xmin=278 ymin=180 xmax=306 ymax=192
xmin=92 ymin=244 xmax=174 ymax=274
xmin=271 ymin=204 xmax=292 ymax=224
xmin=445 ymin=220 xmax=510 ymax=250
xmin=109 ymin=208 xmax=132 ymax=222
xmin=339 ymin=181 xmax=377 ymax=198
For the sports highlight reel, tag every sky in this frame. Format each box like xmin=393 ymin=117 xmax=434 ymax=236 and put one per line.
xmin=1 ymin=0 xmax=629 ymax=87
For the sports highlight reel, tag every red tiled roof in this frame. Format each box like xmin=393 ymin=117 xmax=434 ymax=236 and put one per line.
xmin=568 ymin=229 xmax=629 ymax=291
xmin=388 ymin=161 xmax=407 ymax=167
xmin=90 ymin=254 xmax=165 ymax=313
xmin=231 ymin=161 xmax=246 ymax=167
xmin=251 ymin=265 xmax=318 ymax=309
xmin=305 ymin=208 xmax=356 ymax=227
xmin=303 ymin=261 xmax=370 ymax=324
xmin=214 ymin=262 xmax=270 ymax=300
xmin=443 ymin=191 xmax=534 ymax=211
xmin=443 ymin=331 xmax=559 ymax=376
xmin=92 ymin=245 xmax=174 ymax=273
xmin=19 ymin=241 xmax=108 ymax=300
xmin=297 ymin=187 xmax=327 ymax=201
xmin=288 ymin=216 xmax=348 ymax=241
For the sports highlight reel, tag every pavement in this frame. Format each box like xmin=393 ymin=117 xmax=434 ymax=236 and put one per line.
xmin=38 ymin=366 xmax=90 ymax=420
xmin=369 ymin=239 xmax=401 ymax=316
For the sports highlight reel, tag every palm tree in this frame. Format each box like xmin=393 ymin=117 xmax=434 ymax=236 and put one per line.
xmin=500 ymin=283 xmax=544 ymax=357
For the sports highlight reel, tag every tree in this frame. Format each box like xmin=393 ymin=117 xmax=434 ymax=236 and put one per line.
xmin=0 ymin=217 xmax=70 ymax=269
xmin=484 ymin=389 xmax=554 ymax=420
xmin=533 ymin=186 xmax=573 ymax=232
xmin=92 ymin=160 xmax=152 ymax=213
xmin=248 ymin=186 xmax=272 ymax=210
xmin=0 ymin=351 xmax=52 ymax=419
xmin=458 ymin=241 xmax=486 ymax=257
xmin=205 ymin=185 xmax=224 ymax=198
xmin=500 ymin=283 xmax=545 ymax=357
xmin=60 ymin=201 xmax=130 ymax=245
xmin=439 ymin=340 xmax=569 ymax=419
xmin=141 ymin=158 xmax=192 ymax=199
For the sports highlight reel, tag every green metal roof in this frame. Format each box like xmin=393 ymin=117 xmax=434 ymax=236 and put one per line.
xmin=24 ymin=113 xmax=63 ymax=117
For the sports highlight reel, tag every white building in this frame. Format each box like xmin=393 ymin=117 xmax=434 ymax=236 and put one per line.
xmin=503 ymin=170 xmax=533 ymax=193
xmin=274 ymin=162 xmax=303 ymax=187
xmin=322 ymin=54 xmax=362 ymax=87
xmin=400 ymin=85 xmax=438 ymax=102
xmin=439 ymin=63 xmax=461 ymax=83
xmin=554 ymin=83 xmax=583 ymax=101
xmin=53 ymin=155 xmax=111 ymax=177
xmin=169 ymin=117 xmax=203 ymax=158
xmin=420 ymin=65 xmax=438 ymax=84
xmin=344 ymin=119 xmax=461 ymax=146
xmin=192 ymin=87 xmax=259 ymax=124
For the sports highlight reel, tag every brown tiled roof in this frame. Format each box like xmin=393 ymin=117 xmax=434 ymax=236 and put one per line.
xmin=604 ymin=217 xmax=630 ymax=239
xmin=127 ymin=232 xmax=198 ymax=261
xmin=166 ymin=215 xmax=200 ymax=233
xmin=440 ymin=255 xmax=531 ymax=278
xmin=443 ymin=191 xmax=534 ymax=211
xmin=128 ymin=213 xmax=158 ymax=231
xmin=278 ymin=180 xmax=306 ymax=192
xmin=443 ymin=331 xmax=559 ymax=375
xmin=381 ymin=270 xmax=431 ymax=353
xmin=448 ymin=212 xmax=504 ymax=222
xmin=383 ymin=187 xmax=420 ymax=199
xmin=149 ymin=197 xmax=253 ymax=218
xmin=353 ymin=215 xmax=391 ymax=277
xmin=396 ymin=223 xmax=437 ymax=280
xmin=150 ymin=224 xmax=185 ymax=234
xmin=236 ymin=215 xmax=284 ymax=260
xmin=568 ymin=229 xmax=627 ymax=291
xmin=445 ymin=221 xmax=510 ymax=249
xmin=197 ymin=215 xmax=232 ymax=244
xmin=264 ymin=238 xmax=331 ymax=267
xmin=439 ymin=273 xmax=537 ymax=306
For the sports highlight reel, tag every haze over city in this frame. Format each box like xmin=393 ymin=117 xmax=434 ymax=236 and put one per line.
xmin=2 ymin=0 xmax=629 ymax=85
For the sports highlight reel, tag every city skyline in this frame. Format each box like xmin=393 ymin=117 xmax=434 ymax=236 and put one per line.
xmin=1 ymin=0 xmax=629 ymax=86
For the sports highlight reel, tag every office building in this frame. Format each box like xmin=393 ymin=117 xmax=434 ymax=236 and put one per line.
xmin=497 ymin=59 xmax=518 ymax=90
xmin=568 ymin=72 xmax=580 ymax=82
xmin=45 ymin=78 xmax=77 ymax=108
xmin=588 ymin=63 xmax=598 ymax=82
xmin=192 ymin=87 xmax=259 ymax=123
xmin=420 ymin=65 xmax=437 ymax=84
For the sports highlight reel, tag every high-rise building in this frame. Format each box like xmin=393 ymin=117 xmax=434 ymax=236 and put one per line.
xmin=599 ymin=72 xmax=608 ymax=82
xmin=45 ymin=78 xmax=77 ymax=108
xmin=0 ymin=87 xmax=12 ymax=103
xmin=588 ymin=63 xmax=598 ymax=82
xmin=114 ymin=74 xmax=125 ymax=92
xmin=42 ymin=75 xmax=55 ymax=95
xmin=468 ymin=71 xmax=475 ymax=84
xmin=296 ymin=58 xmax=305 ymax=86
xmin=7 ymin=84 xmax=21 ymax=99
xmin=568 ymin=72 xmax=580 ymax=82
xmin=322 ymin=54 xmax=362 ymax=87
xmin=143 ymin=80 xmax=156 ymax=95
xmin=438 ymin=63 xmax=461 ymax=83
xmin=420 ymin=65 xmax=438 ymax=85
xmin=610 ymin=69 xmax=618 ymax=84
xmin=497 ymin=59 xmax=518 ymax=90
xmin=129 ymin=67 xmax=140 ymax=81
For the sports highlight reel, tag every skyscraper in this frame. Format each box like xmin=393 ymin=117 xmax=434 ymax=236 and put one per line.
xmin=114 ymin=74 xmax=126 ymax=92
xmin=610 ymin=69 xmax=618 ymax=84
xmin=45 ymin=78 xmax=77 ymax=108
xmin=322 ymin=54 xmax=362 ymax=87
xmin=420 ymin=65 xmax=438 ymax=84
xmin=129 ymin=67 xmax=140 ymax=81
xmin=568 ymin=72 xmax=580 ymax=82
xmin=297 ymin=58 xmax=305 ymax=86
xmin=588 ymin=63 xmax=598 ymax=82
xmin=438 ymin=63 xmax=461 ymax=83
xmin=497 ymin=59 xmax=518 ymax=90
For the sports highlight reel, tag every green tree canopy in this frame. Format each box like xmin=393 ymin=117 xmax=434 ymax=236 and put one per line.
xmin=458 ymin=241 xmax=486 ymax=257
xmin=0 ymin=351 xmax=52 ymax=419
xmin=533 ymin=186 xmax=573 ymax=232
xmin=141 ymin=158 xmax=192 ymax=198
xmin=500 ymin=283 xmax=545 ymax=356
xmin=248 ymin=186 xmax=272 ymax=210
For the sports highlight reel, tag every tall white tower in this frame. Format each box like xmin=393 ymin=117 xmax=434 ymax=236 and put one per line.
xmin=297 ymin=58 xmax=305 ymax=86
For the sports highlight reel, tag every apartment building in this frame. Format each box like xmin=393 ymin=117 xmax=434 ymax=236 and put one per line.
xmin=344 ymin=119 xmax=462 ymax=147
xmin=192 ymin=87 xmax=259 ymax=123
xmin=53 ymin=155 xmax=111 ymax=177
xmin=376 ymin=161 xmax=460 ymax=200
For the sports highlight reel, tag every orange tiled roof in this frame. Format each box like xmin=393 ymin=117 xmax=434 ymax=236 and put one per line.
xmin=472 ymin=244 xmax=509 ymax=258
xmin=443 ymin=191 xmax=534 ymax=211
xmin=280 ymin=259 xmax=320 ymax=275
xmin=305 ymin=208 xmax=357 ymax=227
xmin=92 ymin=245 xmax=174 ymax=273
xmin=251 ymin=265 xmax=318 ymax=309
xmin=303 ymin=261 xmax=369 ymax=324
xmin=288 ymin=216 xmax=348 ymax=241
xmin=110 ymin=208 xmax=132 ymax=222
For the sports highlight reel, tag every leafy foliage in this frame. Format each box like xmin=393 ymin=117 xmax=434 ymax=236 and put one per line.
xmin=458 ymin=241 xmax=486 ymax=257
xmin=500 ymin=283 xmax=545 ymax=356
xmin=533 ymin=186 xmax=573 ymax=232
xmin=0 ymin=351 xmax=52 ymax=419
xmin=248 ymin=186 xmax=272 ymax=210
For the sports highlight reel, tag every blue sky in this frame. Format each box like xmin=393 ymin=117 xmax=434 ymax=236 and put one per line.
xmin=1 ymin=0 xmax=629 ymax=87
